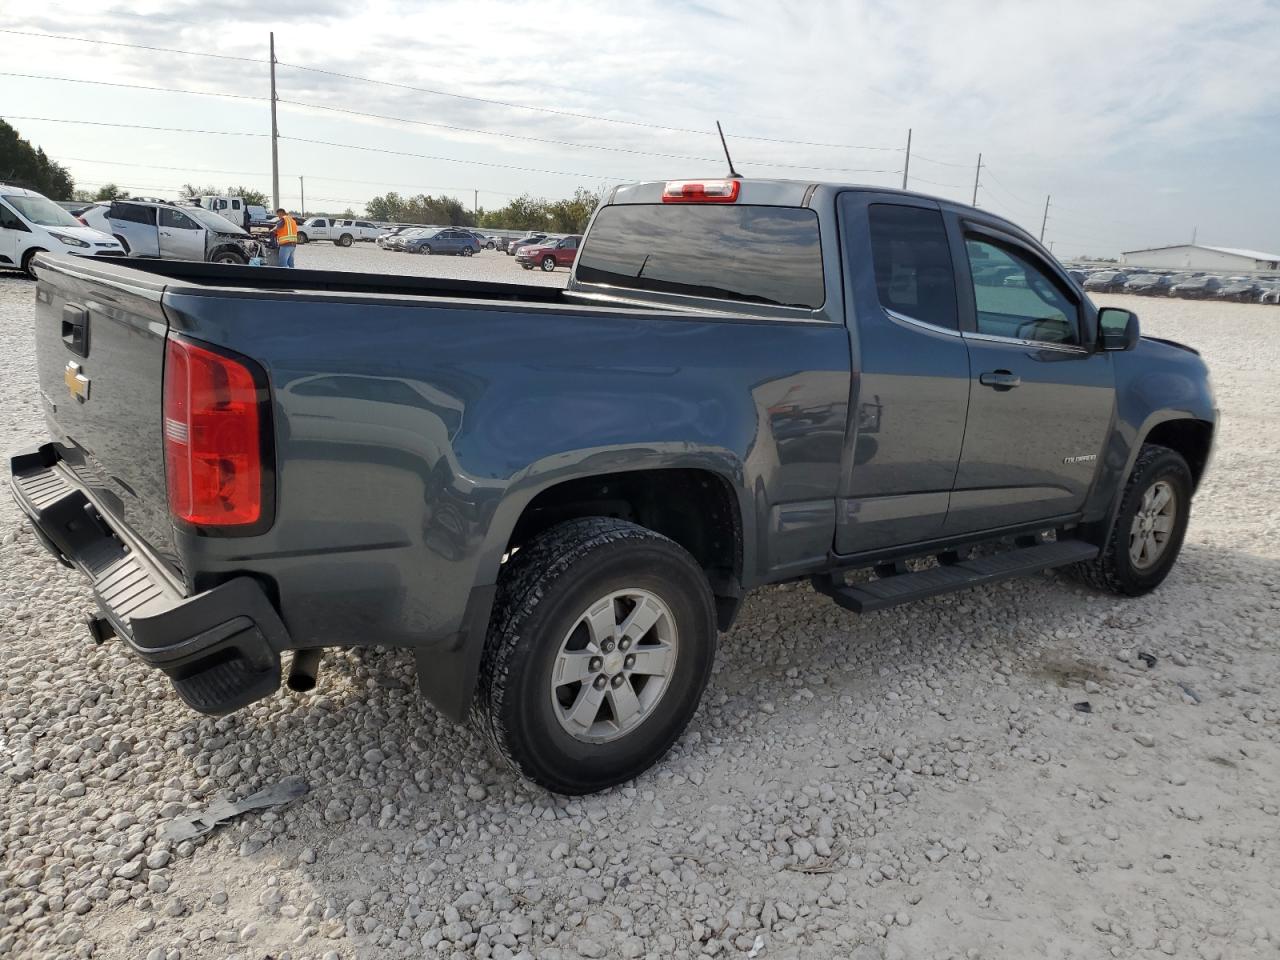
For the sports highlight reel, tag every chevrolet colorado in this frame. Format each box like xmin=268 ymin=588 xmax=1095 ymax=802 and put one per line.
xmin=9 ymin=178 xmax=1215 ymax=794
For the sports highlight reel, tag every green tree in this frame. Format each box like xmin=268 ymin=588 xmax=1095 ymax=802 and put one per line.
xmin=93 ymin=183 xmax=129 ymax=201
xmin=0 ymin=119 xmax=75 ymax=198
xmin=227 ymin=186 xmax=268 ymax=207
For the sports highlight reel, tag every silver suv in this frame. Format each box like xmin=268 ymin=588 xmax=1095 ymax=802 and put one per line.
xmin=81 ymin=200 xmax=262 ymax=264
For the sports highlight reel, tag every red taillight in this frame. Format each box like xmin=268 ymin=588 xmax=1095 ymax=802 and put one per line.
xmin=661 ymin=179 xmax=741 ymax=203
xmin=163 ymin=336 xmax=264 ymax=527
xmin=76 ymin=216 xmax=89 ymax=226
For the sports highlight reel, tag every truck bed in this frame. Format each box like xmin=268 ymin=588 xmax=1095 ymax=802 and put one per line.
xmin=102 ymin=256 xmax=579 ymax=303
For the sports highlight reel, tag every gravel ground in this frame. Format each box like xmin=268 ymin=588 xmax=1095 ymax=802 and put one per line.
xmin=282 ymin=241 xmax=571 ymax=285
xmin=1 ymin=266 xmax=1278 ymax=960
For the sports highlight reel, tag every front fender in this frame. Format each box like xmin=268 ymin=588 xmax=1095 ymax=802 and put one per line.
xmin=1080 ymin=337 xmax=1215 ymax=539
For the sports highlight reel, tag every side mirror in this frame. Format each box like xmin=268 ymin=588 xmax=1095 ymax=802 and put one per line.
xmin=1098 ymin=307 xmax=1140 ymax=351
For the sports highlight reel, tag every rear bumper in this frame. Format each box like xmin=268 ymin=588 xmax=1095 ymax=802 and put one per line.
xmin=8 ymin=443 xmax=292 ymax=715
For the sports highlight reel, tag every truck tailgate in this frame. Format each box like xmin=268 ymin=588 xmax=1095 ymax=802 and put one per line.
xmin=30 ymin=255 xmax=179 ymax=574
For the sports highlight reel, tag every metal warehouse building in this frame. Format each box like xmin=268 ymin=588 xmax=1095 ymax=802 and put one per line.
xmin=1121 ymin=244 xmax=1280 ymax=272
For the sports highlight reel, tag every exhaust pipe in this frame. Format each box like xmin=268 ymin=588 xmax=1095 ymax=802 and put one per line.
xmin=286 ymin=648 xmax=323 ymax=693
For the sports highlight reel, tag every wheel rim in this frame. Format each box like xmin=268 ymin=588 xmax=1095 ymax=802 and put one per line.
xmin=550 ymin=588 xmax=678 ymax=744
xmin=542 ymin=258 xmax=555 ymax=271
xmin=1129 ymin=479 xmax=1177 ymax=570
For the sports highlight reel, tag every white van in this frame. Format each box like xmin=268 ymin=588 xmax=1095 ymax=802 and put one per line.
xmin=0 ymin=185 xmax=124 ymax=279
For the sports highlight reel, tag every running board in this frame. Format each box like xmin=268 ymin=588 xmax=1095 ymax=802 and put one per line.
xmin=811 ymin=540 xmax=1098 ymax=613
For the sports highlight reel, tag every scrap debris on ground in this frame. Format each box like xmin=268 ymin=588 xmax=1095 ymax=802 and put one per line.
xmin=1 ymin=269 xmax=1277 ymax=960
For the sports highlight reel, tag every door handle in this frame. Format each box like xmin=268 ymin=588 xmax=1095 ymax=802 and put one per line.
xmin=979 ymin=370 xmax=1021 ymax=390
xmin=61 ymin=304 xmax=89 ymax=357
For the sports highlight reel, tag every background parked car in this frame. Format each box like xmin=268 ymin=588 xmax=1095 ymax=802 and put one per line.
xmin=508 ymin=232 xmax=549 ymax=257
xmin=1217 ymin=279 xmax=1260 ymax=302
xmin=297 ymin=217 xmax=357 ymax=246
xmin=1170 ymin=276 xmax=1223 ymax=299
xmin=1067 ymin=269 xmax=1087 ymax=284
xmin=1083 ymin=270 xmax=1129 ymax=293
xmin=403 ymin=227 xmax=480 ymax=256
xmin=377 ymin=226 xmax=411 ymax=248
xmin=1259 ymin=283 xmax=1280 ymax=304
xmin=1 ymin=185 xmax=124 ymax=279
xmin=331 ymin=219 xmax=382 ymax=242
xmin=517 ymin=234 xmax=581 ymax=271
xmin=81 ymin=199 xmax=261 ymax=264
xmin=1124 ymin=274 xmax=1173 ymax=296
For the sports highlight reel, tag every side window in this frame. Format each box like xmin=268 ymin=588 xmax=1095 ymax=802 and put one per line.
xmin=112 ymin=203 xmax=156 ymax=225
xmin=964 ymin=238 xmax=1079 ymax=345
xmin=160 ymin=208 xmax=198 ymax=230
xmin=867 ymin=204 xmax=959 ymax=330
xmin=0 ymin=203 xmax=29 ymax=231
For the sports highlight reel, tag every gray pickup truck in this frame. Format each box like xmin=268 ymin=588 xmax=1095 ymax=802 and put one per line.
xmin=10 ymin=178 xmax=1215 ymax=794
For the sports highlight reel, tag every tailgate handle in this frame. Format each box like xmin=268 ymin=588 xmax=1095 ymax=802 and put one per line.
xmin=61 ymin=305 xmax=90 ymax=357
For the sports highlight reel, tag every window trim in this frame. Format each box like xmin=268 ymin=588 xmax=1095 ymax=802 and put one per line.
xmin=960 ymin=229 xmax=1086 ymax=351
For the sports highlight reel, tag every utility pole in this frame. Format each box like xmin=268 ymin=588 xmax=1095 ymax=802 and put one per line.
xmin=299 ymin=176 xmax=305 ymax=217
xmin=1191 ymin=225 xmax=1197 ymax=245
xmin=474 ymin=188 xmax=478 ymax=221
xmin=902 ymin=128 xmax=911 ymax=190
xmin=269 ymin=32 xmax=280 ymax=211
xmin=971 ymin=153 xmax=982 ymax=206
xmin=1039 ymin=194 xmax=1050 ymax=243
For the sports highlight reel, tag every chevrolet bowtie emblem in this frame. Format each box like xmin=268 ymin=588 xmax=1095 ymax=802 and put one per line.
xmin=64 ymin=361 xmax=90 ymax=402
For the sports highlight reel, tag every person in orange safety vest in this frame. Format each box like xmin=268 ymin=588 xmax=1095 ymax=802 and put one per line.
xmin=272 ymin=208 xmax=298 ymax=268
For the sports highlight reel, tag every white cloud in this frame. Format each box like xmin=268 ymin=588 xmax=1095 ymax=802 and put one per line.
xmin=4 ymin=0 xmax=1278 ymax=254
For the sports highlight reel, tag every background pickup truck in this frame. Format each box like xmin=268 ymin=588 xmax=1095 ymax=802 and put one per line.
xmin=10 ymin=177 xmax=1215 ymax=795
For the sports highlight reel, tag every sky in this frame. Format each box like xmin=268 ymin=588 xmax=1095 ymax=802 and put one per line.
xmin=2 ymin=0 xmax=1278 ymax=257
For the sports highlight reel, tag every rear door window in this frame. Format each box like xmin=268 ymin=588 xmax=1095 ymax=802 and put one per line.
xmin=867 ymin=204 xmax=958 ymax=330
xmin=112 ymin=203 xmax=157 ymax=225
xmin=576 ymin=204 xmax=825 ymax=309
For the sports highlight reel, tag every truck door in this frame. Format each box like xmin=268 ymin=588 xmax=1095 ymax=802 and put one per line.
xmin=834 ymin=193 xmax=971 ymax=555
xmin=158 ymin=206 xmax=207 ymax=261
xmin=110 ymin=202 xmax=159 ymax=257
xmin=944 ymin=220 xmax=1114 ymax=533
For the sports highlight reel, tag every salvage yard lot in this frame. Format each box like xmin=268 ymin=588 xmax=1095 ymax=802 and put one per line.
xmin=1 ymin=263 xmax=1277 ymax=960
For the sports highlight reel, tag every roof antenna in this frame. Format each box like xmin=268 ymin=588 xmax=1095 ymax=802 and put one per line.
xmin=716 ymin=121 xmax=742 ymax=179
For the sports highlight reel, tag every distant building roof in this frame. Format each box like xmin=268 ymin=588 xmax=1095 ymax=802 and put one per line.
xmin=1121 ymin=243 xmax=1280 ymax=261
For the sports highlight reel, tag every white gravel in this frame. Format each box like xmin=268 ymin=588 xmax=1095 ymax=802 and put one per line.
xmin=1 ymin=267 xmax=1278 ymax=960
xmin=283 ymin=241 xmax=571 ymax=286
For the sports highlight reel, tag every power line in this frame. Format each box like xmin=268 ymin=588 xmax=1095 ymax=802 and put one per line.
xmin=0 ymin=71 xmax=268 ymax=104
xmin=5 ymin=69 xmax=900 ymax=174
xmin=1 ymin=26 xmax=902 ymax=153
xmin=0 ymin=27 xmax=263 ymax=64
xmin=3 ymin=115 xmax=269 ymax=138
xmin=56 ymin=156 xmax=526 ymax=197
xmin=3 ymin=116 xmax=617 ymax=179
xmin=909 ymin=174 xmax=968 ymax=190
xmin=910 ymin=152 xmax=971 ymax=169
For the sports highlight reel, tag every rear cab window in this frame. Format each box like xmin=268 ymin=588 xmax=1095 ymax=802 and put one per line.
xmin=867 ymin=204 xmax=959 ymax=330
xmin=575 ymin=204 xmax=825 ymax=310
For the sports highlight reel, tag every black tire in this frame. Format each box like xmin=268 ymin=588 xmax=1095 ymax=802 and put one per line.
xmin=212 ymin=250 xmax=246 ymax=265
xmin=20 ymin=248 xmax=45 ymax=280
xmin=297 ymin=232 xmax=309 ymax=244
xmin=337 ymin=234 xmax=353 ymax=248
xmin=418 ymin=245 xmax=432 ymax=255
xmin=541 ymin=256 xmax=556 ymax=272
xmin=486 ymin=241 xmax=496 ymax=250
xmin=521 ymin=264 xmax=533 ymax=270
xmin=460 ymin=246 xmax=473 ymax=257
xmin=1071 ymin=443 xmax=1193 ymax=596
xmin=474 ymin=518 xmax=716 ymax=795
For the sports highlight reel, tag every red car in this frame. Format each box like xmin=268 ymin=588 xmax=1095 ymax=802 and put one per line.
xmin=517 ymin=235 xmax=581 ymax=271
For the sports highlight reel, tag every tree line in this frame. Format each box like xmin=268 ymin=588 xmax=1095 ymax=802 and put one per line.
xmin=367 ymin=186 xmax=605 ymax=233
xmin=0 ymin=120 xmax=74 ymax=198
